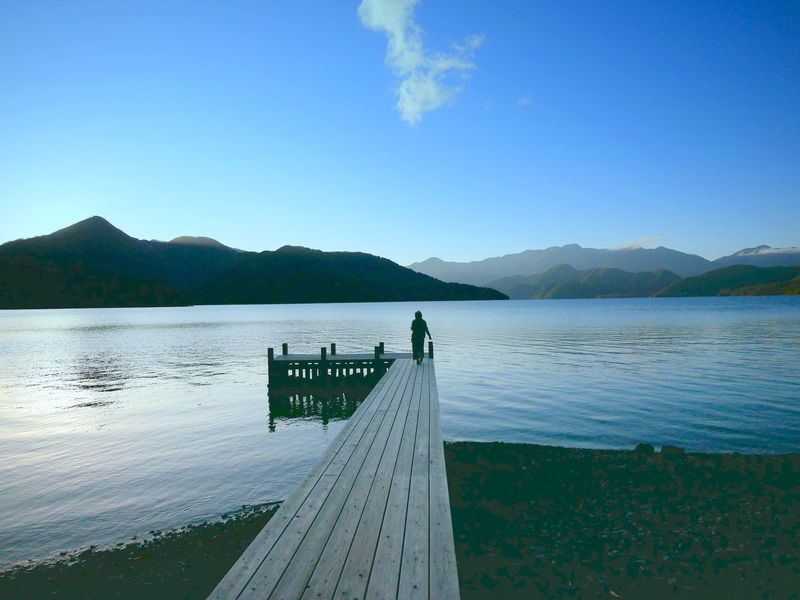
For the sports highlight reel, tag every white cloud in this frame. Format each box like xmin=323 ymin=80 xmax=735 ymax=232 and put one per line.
xmin=358 ymin=0 xmax=484 ymax=125
xmin=737 ymin=246 xmax=800 ymax=255
xmin=516 ymin=96 xmax=531 ymax=107
xmin=613 ymin=237 xmax=664 ymax=250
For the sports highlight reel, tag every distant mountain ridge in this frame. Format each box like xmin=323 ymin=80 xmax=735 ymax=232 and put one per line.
xmin=491 ymin=263 xmax=799 ymax=299
xmin=0 ymin=217 xmax=506 ymax=309
xmin=711 ymin=245 xmax=800 ymax=269
xmin=656 ymin=265 xmax=800 ymax=297
xmin=408 ymin=244 xmax=800 ymax=286
xmin=490 ymin=265 xmax=682 ymax=299
xmin=169 ymin=235 xmax=234 ymax=250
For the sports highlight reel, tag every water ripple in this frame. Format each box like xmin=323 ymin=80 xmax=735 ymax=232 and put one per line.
xmin=0 ymin=297 xmax=798 ymax=568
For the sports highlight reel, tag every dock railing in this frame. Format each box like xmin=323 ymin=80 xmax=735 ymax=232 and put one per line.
xmin=267 ymin=341 xmax=432 ymax=384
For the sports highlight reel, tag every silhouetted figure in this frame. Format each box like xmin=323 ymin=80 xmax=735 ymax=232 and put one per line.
xmin=410 ymin=311 xmax=432 ymax=365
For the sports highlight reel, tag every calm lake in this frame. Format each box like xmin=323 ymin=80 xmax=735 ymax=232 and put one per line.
xmin=1 ymin=297 xmax=799 ymax=567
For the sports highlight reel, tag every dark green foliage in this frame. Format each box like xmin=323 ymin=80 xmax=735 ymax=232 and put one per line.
xmin=732 ymin=275 xmax=800 ymax=295
xmin=169 ymin=236 xmax=232 ymax=250
xmin=0 ymin=217 xmax=506 ymax=309
xmin=0 ymin=255 xmax=188 ymax=309
xmin=194 ymin=247 xmax=503 ymax=304
xmin=1 ymin=217 xmax=242 ymax=292
xmin=656 ymin=265 xmax=800 ymax=297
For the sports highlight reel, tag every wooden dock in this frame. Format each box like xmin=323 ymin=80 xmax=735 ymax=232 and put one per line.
xmin=209 ymin=348 xmax=459 ymax=600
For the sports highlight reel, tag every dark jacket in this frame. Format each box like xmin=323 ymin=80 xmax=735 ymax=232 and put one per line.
xmin=411 ymin=318 xmax=431 ymax=339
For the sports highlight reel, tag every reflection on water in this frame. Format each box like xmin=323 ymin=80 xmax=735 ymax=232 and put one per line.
xmin=67 ymin=400 xmax=115 ymax=409
xmin=72 ymin=354 xmax=126 ymax=393
xmin=267 ymin=388 xmax=369 ymax=431
xmin=0 ymin=297 xmax=798 ymax=568
xmin=266 ymin=369 xmax=381 ymax=430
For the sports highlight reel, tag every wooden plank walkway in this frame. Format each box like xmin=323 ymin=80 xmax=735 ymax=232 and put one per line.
xmin=209 ymin=357 xmax=459 ymax=600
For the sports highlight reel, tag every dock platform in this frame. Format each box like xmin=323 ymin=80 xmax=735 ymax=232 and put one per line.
xmin=209 ymin=350 xmax=459 ymax=599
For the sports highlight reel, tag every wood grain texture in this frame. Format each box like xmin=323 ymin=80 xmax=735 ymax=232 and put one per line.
xmin=208 ymin=362 xmax=406 ymax=600
xmin=208 ymin=357 xmax=458 ymax=600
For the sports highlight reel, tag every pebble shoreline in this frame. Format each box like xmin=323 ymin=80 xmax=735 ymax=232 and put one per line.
xmin=445 ymin=441 xmax=800 ymax=599
xmin=2 ymin=443 xmax=799 ymax=599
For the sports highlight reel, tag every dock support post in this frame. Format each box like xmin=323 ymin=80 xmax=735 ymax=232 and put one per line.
xmin=320 ymin=347 xmax=327 ymax=381
xmin=373 ymin=346 xmax=380 ymax=374
xmin=282 ymin=343 xmax=288 ymax=356
xmin=378 ymin=341 xmax=384 ymax=354
xmin=268 ymin=347 xmax=274 ymax=378
xmin=330 ymin=343 xmax=336 ymax=356
xmin=428 ymin=341 xmax=434 ymax=359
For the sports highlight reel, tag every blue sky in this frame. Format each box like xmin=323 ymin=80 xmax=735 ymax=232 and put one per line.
xmin=1 ymin=0 xmax=798 ymax=264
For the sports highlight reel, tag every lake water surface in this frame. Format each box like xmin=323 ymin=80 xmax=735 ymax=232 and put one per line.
xmin=1 ymin=297 xmax=798 ymax=567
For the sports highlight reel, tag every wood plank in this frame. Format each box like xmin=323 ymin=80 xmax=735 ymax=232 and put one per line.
xmin=428 ymin=361 xmax=460 ymax=599
xmin=211 ymin=354 xmax=458 ymax=600
xmin=311 ymin=360 xmax=419 ymax=600
xmin=398 ymin=361 xmax=431 ymax=599
xmin=241 ymin=361 xmax=414 ymax=599
xmin=364 ymin=361 xmax=425 ymax=600
xmin=281 ymin=361 xmax=418 ymax=599
xmin=208 ymin=361 xmax=408 ymax=600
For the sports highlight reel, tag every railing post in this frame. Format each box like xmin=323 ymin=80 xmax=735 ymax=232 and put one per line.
xmin=428 ymin=341 xmax=434 ymax=359
xmin=282 ymin=343 xmax=288 ymax=356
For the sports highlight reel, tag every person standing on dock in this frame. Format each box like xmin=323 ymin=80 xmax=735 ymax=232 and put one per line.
xmin=411 ymin=311 xmax=432 ymax=365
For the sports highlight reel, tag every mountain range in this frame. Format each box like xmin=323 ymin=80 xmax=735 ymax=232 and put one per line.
xmin=656 ymin=265 xmax=800 ymax=297
xmin=2 ymin=218 xmax=797 ymax=309
xmin=490 ymin=263 xmax=800 ymax=299
xmin=491 ymin=265 xmax=682 ymax=299
xmin=408 ymin=244 xmax=800 ymax=286
xmin=0 ymin=217 xmax=506 ymax=309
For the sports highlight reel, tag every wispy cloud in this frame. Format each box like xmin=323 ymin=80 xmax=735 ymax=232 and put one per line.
xmin=736 ymin=246 xmax=800 ymax=256
xmin=358 ymin=0 xmax=484 ymax=125
xmin=613 ymin=236 xmax=664 ymax=250
xmin=516 ymin=96 xmax=531 ymax=107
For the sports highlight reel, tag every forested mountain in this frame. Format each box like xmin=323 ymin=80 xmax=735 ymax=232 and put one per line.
xmin=489 ymin=263 xmax=800 ymax=300
xmin=2 ymin=217 xmax=796 ymax=308
xmin=656 ymin=265 xmax=800 ymax=297
xmin=409 ymin=244 xmax=800 ymax=287
xmin=489 ymin=265 xmax=682 ymax=299
xmin=0 ymin=217 xmax=506 ymax=309
xmin=711 ymin=245 xmax=800 ymax=269
xmin=408 ymin=244 xmax=711 ymax=285
xmin=168 ymin=236 xmax=236 ymax=250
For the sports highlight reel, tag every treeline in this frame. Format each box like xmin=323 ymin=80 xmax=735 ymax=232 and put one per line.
xmin=0 ymin=217 xmax=506 ymax=309
xmin=489 ymin=264 xmax=800 ymax=300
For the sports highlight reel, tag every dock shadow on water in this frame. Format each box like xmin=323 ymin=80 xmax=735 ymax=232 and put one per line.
xmin=266 ymin=376 xmax=381 ymax=432
xmin=266 ymin=341 xmax=392 ymax=431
